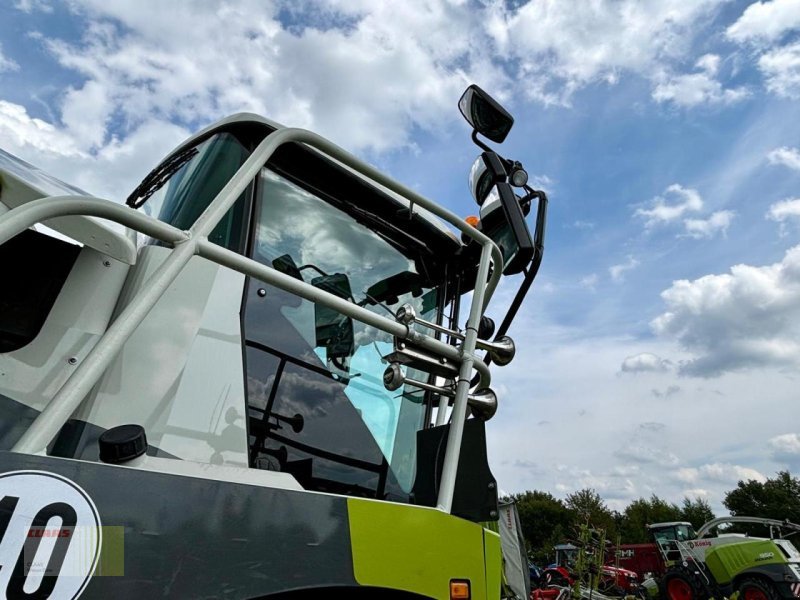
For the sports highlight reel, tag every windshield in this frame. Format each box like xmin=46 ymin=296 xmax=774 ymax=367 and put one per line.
xmin=244 ymin=167 xmax=441 ymax=498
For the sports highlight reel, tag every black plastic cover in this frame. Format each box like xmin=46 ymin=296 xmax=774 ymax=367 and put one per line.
xmin=412 ymin=418 xmax=498 ymax=522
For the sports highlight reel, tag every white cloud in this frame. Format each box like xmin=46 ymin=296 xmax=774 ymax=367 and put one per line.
xmin=609 ymin=256 xmax=640 ymax=282
xmin=580 ymin=273 xmax=599 ymax=290
xmin=0 ymin=100 xmax=188 ymax=201
xmin=683 ymin=210 xmax=735 ymax=239
xmin=759 ymin=40 xmax=800 ymax=98
xmin=616 ymin=445 xmax=680 ymax=467
xmin=766 ymin=198 xmax=800 ymax=222
xmin=768 ymin=146 xmax=800 ymax=171
xmin=726 ymin=0 xmax=800 ymax=43
xmin=677 ymin=463 xmax=767 ymax=484
xmin=0 ymin=44 xmax=19 ymax=73
xmin=652 ymin=54 xmax=749 ymax=107
xmin=636 ymin=184 xmax=704 ymax=227
xmin=500 ymin=0 xmax=729 ymax=104
xmin=652 ymin=245 xmax=800 ymax=376
xmin=769 ymin=433 xmax=800 ymax=464
xmin=25 ymin=0 xmax=491 ymax=154
xmin=621 ymin=352 xmax=673 ymax=373
xmin=13 ymin=0 xmax=53 ymax=12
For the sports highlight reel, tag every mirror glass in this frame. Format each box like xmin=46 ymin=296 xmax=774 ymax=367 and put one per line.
xmin=458 ymin=85 xmax=514 ymax=143
xmin=312 ymin=273 xmax=355 ymax=364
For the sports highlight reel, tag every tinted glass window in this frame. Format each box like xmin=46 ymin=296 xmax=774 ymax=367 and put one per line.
xmin=244 ymin=167 xmax=439 ymax=500
xmin=139 ymin=132 xmax=251 ymax=251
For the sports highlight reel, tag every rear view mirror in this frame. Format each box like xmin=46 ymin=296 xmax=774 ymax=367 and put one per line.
xmin=312 ymin=273 xmax=355 ymax=362
xmin=458 ymin=85 xmax=514 ymax=144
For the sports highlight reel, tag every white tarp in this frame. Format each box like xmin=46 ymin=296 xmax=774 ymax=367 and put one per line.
xmin=499 ymin=501 xmax=531 ymax=600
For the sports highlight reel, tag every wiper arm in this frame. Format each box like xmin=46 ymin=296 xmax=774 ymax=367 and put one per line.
xmin=126 ymin=146 xmax=199 ymax=209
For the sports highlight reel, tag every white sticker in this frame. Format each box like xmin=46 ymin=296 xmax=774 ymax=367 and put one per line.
xmin=0 ymin=470 xmax=102 ymax=599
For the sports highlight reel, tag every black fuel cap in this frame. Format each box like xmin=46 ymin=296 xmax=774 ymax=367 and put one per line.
xmin=98 ymin=424 xmax=148 ymax=464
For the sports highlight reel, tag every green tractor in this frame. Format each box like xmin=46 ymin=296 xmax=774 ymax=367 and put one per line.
xmin=654 ymin=518 xmax=800 ymax=600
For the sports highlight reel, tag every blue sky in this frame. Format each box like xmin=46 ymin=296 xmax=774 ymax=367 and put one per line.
xmin=1 ymin=0 xmax=800 ymax=512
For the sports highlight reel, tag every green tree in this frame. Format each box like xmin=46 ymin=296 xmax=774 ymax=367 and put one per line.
xmin=619 ymin=495 xmax=682 ymax=543
xmin=723 ymin=471 xmax=800 ymax=523
xmin=565 ymin=488 xmax=618 ymax=542
xmin=680 ymin=497 xmax=715 ymax=530
xmin=508 ymin=490 xmax=572 ymax=565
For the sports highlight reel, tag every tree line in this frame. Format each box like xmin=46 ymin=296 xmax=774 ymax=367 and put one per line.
xmin=504 ymin=470 xmax=800 ymax=566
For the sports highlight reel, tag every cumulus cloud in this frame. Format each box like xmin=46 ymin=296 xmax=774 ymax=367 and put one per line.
xmin=769 ymin=433 xmax=800 ymax=465
xmin=621 ymin=352 xmax=673 ymax=373
xmin=677 ymin=463 xmax=767 ymax=484
xmin=768 ymin=146 xmax=800 ymax=171
xmin=652 ymin=54 xmax=749 ymax=107
xmin=766 ymin=198 xmax=800 ymax=223
xmin=683 ymin=210 xmax=735 ymax=239
xmin=0 ymin=100 xmax=188 ymax=200
xmin=758 ymin=41 xmax=800 ymax=98
xmin=500 ymin=0 xmax=729 ymax=104
xmin=609 ymin=256 xmax=640 ymax=282
xmin=726 ymin=0 xmax=800 ymax=43
xmin=635 ymin=184 xmax=704 ymax=228
xmin=0 ymin=44 xmax=19 ymax=73
xmin=652 ymin=245 xmax=800 ymax=376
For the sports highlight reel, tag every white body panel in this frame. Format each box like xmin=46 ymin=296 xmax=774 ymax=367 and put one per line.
xmin=0 ymin=247 xmax=129 ymax=411
xmin=73 ymin=247 xmax=250 ymax=466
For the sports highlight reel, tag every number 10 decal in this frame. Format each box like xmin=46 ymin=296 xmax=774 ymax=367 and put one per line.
xmin=0 ymin=472 xmax=102 ymax=599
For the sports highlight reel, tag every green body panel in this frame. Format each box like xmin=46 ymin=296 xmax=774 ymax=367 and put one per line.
xmin=348 ymin=498 xmax=492 ymax=599
xmin=706 ymin=540 xmax=787 ymax=585
xmin=484 ymin=528 xmax=503 ymax=599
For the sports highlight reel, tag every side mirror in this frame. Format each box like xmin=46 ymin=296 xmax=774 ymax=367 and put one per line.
xmin=458 ymin=85 xmax=514 ymax=144
xmin=312 ymin=273 xmax=355 ymax=362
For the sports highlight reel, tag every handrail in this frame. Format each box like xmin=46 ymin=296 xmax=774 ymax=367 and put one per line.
xmin=2 ymin=125 xmax=502 ymax=514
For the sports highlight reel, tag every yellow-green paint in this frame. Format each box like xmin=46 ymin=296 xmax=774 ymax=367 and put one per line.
xmin=348 ymin=498 xmax=492 ymax=599
xmin=483 ymin=528 xmax=502 ymax=598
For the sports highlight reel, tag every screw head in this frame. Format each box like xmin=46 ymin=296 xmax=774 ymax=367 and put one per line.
xmin=488 ymin=481 xmax=496 ymax=490
xmin=103 ymin=260 xmax=111 ymax=267
xmin=67 ymin=357 xmax=78 ymax=365
xmin=490 ymin=510 xmax=498 ymax=518
xmin=257 ymin=288 xmax=267 ymax=297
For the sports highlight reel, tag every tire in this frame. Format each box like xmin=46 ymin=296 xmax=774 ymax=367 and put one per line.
xmin=660 ymin=567 xmax=706 ymax=600
xmin=737 ymin=578 xmax=780 ymax=600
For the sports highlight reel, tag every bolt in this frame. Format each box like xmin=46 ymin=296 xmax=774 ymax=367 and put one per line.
xmin=67 ymin=357 xmax=78 ymax=365
xmin=488 ymin=481 xmax=496 ymax=490
xmin=398 ymin=343 xmax=405 ymax=351
xmin=440 ymin=357 xmax=447 ymax=364
xmin=490 ymin=510 xmax=498 ymax=519
xmin=103 ymin=260 xmax=111 ymax=267
xmin=257 ymin=288 xmax=267 ymax=297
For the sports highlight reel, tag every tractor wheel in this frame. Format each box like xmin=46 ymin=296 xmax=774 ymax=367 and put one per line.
xmin=737 ymin=578 xmax=780 ymax=600
xmin=660 ymin=568 xmax=706 ymax=600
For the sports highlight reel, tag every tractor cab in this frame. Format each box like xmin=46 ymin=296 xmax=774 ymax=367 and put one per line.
xmin=648 ymin=522 xmax=697 ymax=564
xmin=0 ymin=87 xmax=549 ymax=597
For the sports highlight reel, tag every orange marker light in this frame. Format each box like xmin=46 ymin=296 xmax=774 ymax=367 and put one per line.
xmin=450 ymin=579 xmax=471 ymax=599
xmin=465 ymin=215 xmax=480 ymax=228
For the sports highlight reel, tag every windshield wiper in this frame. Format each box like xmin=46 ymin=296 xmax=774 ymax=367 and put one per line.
xmin=126 ymin=146 xmax=199 ymax=209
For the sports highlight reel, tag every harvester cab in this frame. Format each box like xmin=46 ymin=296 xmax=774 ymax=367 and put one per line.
xmin=0 ymin=85 xmax=547 ymax=598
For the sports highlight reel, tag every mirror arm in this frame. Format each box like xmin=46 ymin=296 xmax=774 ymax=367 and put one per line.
xmin=473 ymin=187 xmax=548 ymax=375
xmin=471 ymin=129 xmax=493 ymax=153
